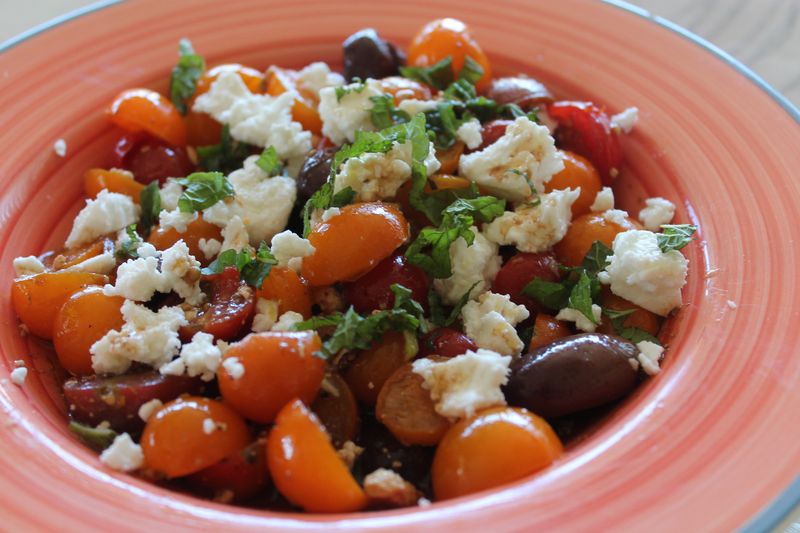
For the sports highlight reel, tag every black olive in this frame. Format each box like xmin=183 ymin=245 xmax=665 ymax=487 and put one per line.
xmin=343 ymin=28 xmax=405 ymax=82
xmin=296 ymin=146 xmax=337 ymax=200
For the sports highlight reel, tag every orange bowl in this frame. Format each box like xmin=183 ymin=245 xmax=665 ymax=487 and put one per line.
xmin=1 ymin=0 xmax=799 ymax=531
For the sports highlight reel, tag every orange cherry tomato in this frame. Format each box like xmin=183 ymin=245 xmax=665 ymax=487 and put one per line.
xmin=344 ymin=331 xmax=408 ymax=406
xmin=544 ymin=151 xmax=602 ymax=218
xmin=432 ymin=406 xmax=563 ymax=500
xmin=194 ymin=63 xmax=264 ymax=98
xmin=217 ymin=332 xmax=325 ymax=423
xmin=256 ymin=267 xmax=313 ymax=318
xmin=12 ymin=271 xmax=107 ymax=339
xmin=426 ymin=173 xmax=470 ymax=193
xmin=141 ymin=396 xmax=251 ymax=478
xmin=554 ymin=212 xmax=638 ymax=267
xmin=378 ymin=76 xmax=433 ymax=103
xmin=47 ymin=237 xmax=114 ymax=271
xmin=301 ymin=202 xmax=410 ymax=287
xmin=148 ymin=216 xmax=223 ymax=265
xmin=267 ymin=399 xmax=367 ymax=513
xmin=434 ymin=142 xmax=466 ymax=176
xmin=528 ymin=313 xmax=572 ymax=351
xmin=84 ymin=168 xmax=145 ymax=203
xmin=407 ymin=18 xmax=492 ymax=90
xmin=597 ymin=288 xmax=661 ymax=336
xmin=184 ymin=110 xmax=223 ymax=147
xmin=52 ymin=287 xmax=125 ymax=375
xmin=264 ymin=66 xmax=322 ymax=134
xmin=107 ymin=88 xmax=187 ymax=147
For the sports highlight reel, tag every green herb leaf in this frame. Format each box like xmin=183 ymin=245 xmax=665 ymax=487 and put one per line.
xmin=169 ymin=38 xmax=205 ymax=115
xmin=197 ymin=124 xmax=255 ymax=174
xmin=657 ymin=224 xmax=697 ymax=253
xmin=300 ymin=183 xmax=356 ymax=237
xmin=255 ymin=146 xmax=283 ymax=176
xmin=390 ymin=284 xmax=428 ymax=334
xmin=68 ymin=421 xmax=118 ymax=452
xmin=619 ymin=327 xmax=661 ymax=345
xmin=201 ymin=242 xmax=277 ymax=289
xmin=602 ymin=307 xmax=662 ymax=345
xmin=458 ymin=56 xmax=484 ymax=84
xmin=581 ymin=240 xmax=614 ymax=275
xmin=177 ymin=172 xmax=234 ymax=213
xmin=115 ymin=224 xmax=142 ymax=261
xmin=369 ymin=94 xmax=411 ymax=129
xmin=335 ymin=79 xmax=366 ymax=102
xmin=522 ymin=278 xmax=571 ymax=311
xmin=568 ymin=270 xmax=597 ymax=324
xmin=428 ymin=281 xmax=479 ymax=328
xmin=400 ymin=57 xmax=454 ymax=90
xmin=139 ymin=182 xmax=161 ymax=238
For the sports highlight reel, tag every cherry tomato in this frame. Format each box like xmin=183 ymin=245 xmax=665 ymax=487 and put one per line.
xmin=378 ymin=76 xmax=433 ymax=103
xmin=46 ymin=237 xmax=114 ymax=271
xmin=84 ymin=168 xmax=144 ymax=202
xmin=343 ymin=253 xmax=429 ymax=314
xmin=554 ymin=213 xmax=638 ymax=267
xmin=528 ymin=313 xmax=572 ymax=351
xmin=180 ymin=266 xmax=256 ymax=342
xmin=141 ymin=396 xmax=251 ymax=478
xmin=265 ymin=66 xmax=322 ymax=134
xmin=148 ymin=215 xmax=223 ymax=266
xmin=107 ymin=89 xmax=187 ymax=147
xmin=418 ymin=328 xmax=478 ymax=358
xmin=432 ymin=406 xmax=562 ymax=500
xmin=597 ymin=288 xmax=660 ymax=337
xmin=475 ymin=119 xmax=512 ymax=151
xmin=194 ymin=64 xmax=264 ymax=98
xmin=344 ymin=332 xmax=409 ymax=406
xmin=544 ymin=150 xmax=602 ymax=218
xmin=492 ymin=252 xmax=561 ymax=313
xmin=189 ymin=438 xmax=269 ymax=501
xmin=256 ymin=267 xmax=312 ymax=318
xmin=435 ymin=142 xmax=465 ymax=175
xmin=311 ymin=373 xmax=360 ymax=447
xmin=548 ymin=101 xmax=622 ymax=184
xmin=112 ymin=133 xmax=194 ymax=185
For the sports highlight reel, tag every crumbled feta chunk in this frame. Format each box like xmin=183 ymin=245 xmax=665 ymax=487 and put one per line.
xmin=295 ymin=61 xmax=345 ymax=96
xmin=271 ymin=230 xmax=315 ymax=272
xmin=363 ymin=468 xmax=420 ymax=507
xmin=198 ymin=238 xmax=222 ymax=260
xmin=65 ymin=249 xmax=117 ymax=275
xmin=432 ymin=227 xmax=502 ymax=305
xmin=456 ymin=118 xmax=483 ymax=150
xmin=202 ymin=418 xmax=217 ymax=435
xmin=159 ymin=208 xmax=198 ymax=234
xmin=458 ymin=117 xmax=563 ymax=202
xmin=318 ymin=79 xmax=384 ymax=144
xmin=160 ymin=240 xmax=204 ymax=305
xmin=100 ymin=433 xmax=143 ymax=472
xmin=412 ymin=349 xmax=511 ymax=420
xmin=638 ymin=197 xmax=676 ymax=231
xmin=611 ymin=107 xmax=638 ymax=134
xmin=337 ymin=440 xmax=364 ymax=468
xmin=321 ymin=207 xmax=341 ymax=222
xmin=218 ymin=215 xmax=249 ymax=252
xmin=137 ymin=399 xmax=163 ymax=422
xmin=10 ymin=367 xmax=27 ymax=386
xmin=136 ymin=242 xmax=159 ymax=258
xmin=53 ymin=138 xmax=67 ymax=157
xmin=333 ymin=139 xmax=440 ymax=201
xmin=555 ymin=304 xmax=602 ymax=333
xmin=603 ymin=208 xmax=630 ymax=227
xmin=192 ymin=71 xmax=312 ymax=168
xmin=160 ymin=179 xmax=184 ymax=211
xmin=65 ymin=190 xmax=139 ymax=249
xmin=90 ymin=300 xmax=187 ymax=374
xmin=160 ymin=332 xmax=222 ymax=381
xmin=272 ymin=311 xmax=304 ymax=332
xmin=13 ymin=256 xmax=45 ymax=277
xmin=590 ymin=186 xmax=615 ymax=212
xmin=461 ymin=292 xmax=530 ymax=355
xmin=484 ymin=188 xmax=579 ymax=253
xmin=603 ymin=230 xmax=688 ymax=316
xmin=103 ymin=255 xmax=163 ymax=301
xmin=397 ymin=98 xmax=438 ymax=116
xmin=636 ymin=340 xmax=664 ymax=376
xmin=252 ymin=298 xmax=280 ymax=333
xmin=222 ymin=356 xmax=245 ymax=380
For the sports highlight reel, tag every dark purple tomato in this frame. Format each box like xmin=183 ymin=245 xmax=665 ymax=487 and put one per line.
xmin=113 ymin=132 xmax=194 ymax=185
xmin=343 ymin=253 xmax=430 ymax=313
xmin=418 ymin=328 xmax=478 ymax=359
xmin=492 ymin=252 xmax=561 ymax=313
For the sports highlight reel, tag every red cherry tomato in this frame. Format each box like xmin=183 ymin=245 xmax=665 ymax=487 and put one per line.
xmin=180 ymin=267 xmax=256 ymax=342
xmin=547 ymin=101 xmax=622 ymax=185
xmin=343 ymin=253 xmax=430 ymax=313
xmin=189 ymin=438 xmax=269 ymax=500
xmin=418 ymin=328 xmax=478 ymax=358
xmin=474 ymin=119 xmax=512 ymax=151
xmin=112 ymin=133 xmax=194 ymax=185
xmin=492 ymin=252 xmax=561 ymax=313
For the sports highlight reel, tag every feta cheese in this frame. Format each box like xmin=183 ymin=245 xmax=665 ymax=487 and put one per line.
xmin=318 ymin=79 xmax=384 ymax=145
xmin=636 ymin=340 xmax=664 ymax=376
xmin=321 ymin=207 xmax=341 ymax=222
xmin=638 ymin=197 xmax=676 ymax=231
xmin=10 ymin=367 xmax=27 ymax=386
xmin=219 ymin=215 xmax=249 ymax=252
xmin=456 ymin=118 xmax=483 ymax=150
xmin=159 ymin=208 xmax=198 ymax=234
xmin=13 ymin=256 xmax=45 ymax=277
xmin=458 ymin=117 xmax=563 ymax=202
xmin=202 ymin=418 xmax=217 ymax=435
xmin=333 ymin=139 xmax=440 ymax=202
xmin=160 ymin=332 xmax=222 ymax=382
xmin=603 ymin=208 xmax=631 ymax=227
xmin=603 ymin=230 xmax=688 ymax=316
xmin=160 ymin=241 xmax=204 ymax=305
xmin=611 ymin=107 xmax=639 ymax=134
xmin=252 ymin=298 xmax=280 ymax=333
xmin=65 ymin=190 xmax=139 ymax=248
xmin=295 ymin=61 xmax=345 ymax=96
xmin=160 ymin=179 xmax=184 ymax=211
xmin=53 ymin=138 xmax=67 ymax=157
xmin=432 ymin=227 xmax=502 ymax=305
xmin=272 ymin=311 xmax=304 ymax=332
xmin=65 ymin=249 xmax=117 ymax=275
xmin=100 ymin=433 xmax=143 ymax=472
xmin=397 ymin=98 xmax=438 ymax=116
xmin=103 ymin=255 xmax=163 ymax=301
xmin=461 ymin=292 xmax=530 ymax=355
xmin=137 ymin=399 xmax=163 ymax=422
xmin=222 ymin=356 xmax=245 ymax=380
xmin=192 ymin=71 xmax=312 ymax=167
xmin=555 ymin=304 xmax=602 ymax=333
xmin=90 ymin=300 xmax=187 ymax=375
xmin=590 ymin=186 xmax=615 ymax=212
xmin=271 ymin=230 xmax=315 ymax=272
xmin=198 ymin=238 xmax=222 ymax=260
xmin=484 ymin=188 xmax=579 ymax=252
xmin=412 ymin=349 xmax=511 ymax=419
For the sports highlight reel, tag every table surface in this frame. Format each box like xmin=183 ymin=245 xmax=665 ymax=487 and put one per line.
xmin=1 ymin=0 xmax=798 ymax=531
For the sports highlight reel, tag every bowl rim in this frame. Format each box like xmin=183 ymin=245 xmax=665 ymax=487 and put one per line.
xmin=1 ymin=0 xmax=799 ymax=531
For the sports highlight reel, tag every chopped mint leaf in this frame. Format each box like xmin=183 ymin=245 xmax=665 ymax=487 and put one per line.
xmin=335 ymin=79 xmax=366 ymax=102
xmin=657 ymin=224 xmax=696 ymax=253
xmin=169 ymin=38 xmax=205 ymax=115
xmin=458 ymin=55 xmax=484 ymax=84
xmin=201 ymin=242 xmax=277 ymax=289
xmin=116 ymin=224 xmax=141 ymax=261
xmin=300 ymin=183 xmax=355 ymax=237
xmin=428 ymin=281 xmax=479 ymax=328
xmin=400 ymin=57 xmax=454 ymax=90
xmin=255 ymin=146 xmax=283 ymax=176
xmin=568 ymin=270 xmax=597 ymax=324
xmin=197 ymin=124 xmax=255 ymax=174
xmin=369 ymin=94 xmax=411 ymax=129
xmin=581 ymin=240 xmax=614 ymax=275
xmin=522 ymin=278 xmax=571 ymax=311
xmin=139 ymin=182 xmax=161 ymax=238
xmin=68 ymin=421 xmax=118 ymax=452
xmin=177 ymin=172 xmax=234 ymax=213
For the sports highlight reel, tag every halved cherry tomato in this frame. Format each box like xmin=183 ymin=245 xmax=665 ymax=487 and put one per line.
xmin=418 ymin=328 xmax=478 ymax=358
xmin=311 ymin=373 xmax=360 ymax=447
xmin=528 ymin=313 xmax=572 ymax=351
xmin=554 ymin=213 xmax=638 ymax=267
xmin=267 ymin=399 xmax=367 ymax=513
xmin=597 ymin=288 xmax=660 ymax=336
xmin=184 ymin=110 xmax=223 ymax=147
xmin=265 ymin=66 xmax=322 ymax=134
xmin=217 ymin=331 xmax=324 ymax=423
xmin=84 ymin=168 xmax=145 ymax=203
xmin=256 ymin=267 xmax=312 ymax=318
xmin=435 ymin=142 xmax=465 ymax=175
xmin=141 ymin=396 xmax=251 ymax=478
xmin=407 ymin=18 xmax=492 ymax=91
xmin=378 ymin=76 xmax=433 ymax=103
xmin=344 ymin=332 xmax=408 ymax=406
xmin=548 ymin=101 xmax=622 ymax=184
xmin=475 ymin=119 xmax=512 ymax=151
xmin=148 ymin=216 xmax=223 ymax=265
xmin=107 ymin=89 xmax=187 ymax=147
xmin=432 ymin=406 xmax=562 ymax=500
xmin=112 ymin=133 xmax=194 ymax=185
xmin=194 ymin=63 xmax=264 ymax=98
xmin=343 ymin=253 xmax=430 ymax=314
xmin=301 ymin=202 xmax=410 ymax=287
xmin=544 ymin=150 xmax=602 ymax=217
xmin=189 ymin=438 xmax=269 ymax=501
xmin=46 ymin=237 xmax=114 ymax=271
xmin=12 ymin=271 xmax=107 ymax=339
xmin=492 ymin=252 xmax=561 ymax=313
xmin=180 ymin=266 xmax=256 ymax=341
xmin=53 ymin=287 xmax=125 ymax=375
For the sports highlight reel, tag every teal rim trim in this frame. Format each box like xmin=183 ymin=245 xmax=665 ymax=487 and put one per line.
xmin=1 ymin=0 xmax=798 ymax=530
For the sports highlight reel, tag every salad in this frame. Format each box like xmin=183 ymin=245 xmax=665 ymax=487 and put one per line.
xmin=9 ymin=18 xmax=694 ymax=512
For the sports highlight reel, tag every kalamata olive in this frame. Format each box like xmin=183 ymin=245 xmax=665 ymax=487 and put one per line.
xmin=492 ymin=252 xmax=561 ymax=313
xmin=113 ymin=132 xmax=194 ymax=185
xmin=474 ymin=119 xmax=512 ymax=151
xmin=297 ymin=144 xmax=336 ymax=200
xmin=342 ymin=28 xmax=405 ymax=82
xmin=486 ymin=76 xmax=554 ymax=110
xmin=418 ymin=328 xmax=477 ymax=358
xmin=504 ymin=333 xmax=639 ymax=418
xmin=343 ymin=253 xmax=430 ymax=313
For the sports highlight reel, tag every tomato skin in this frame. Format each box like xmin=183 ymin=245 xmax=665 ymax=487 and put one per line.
xmin=180 ymin=267 xmax=256 ymax=342
xmin=265 ymin=66 xmax=322 ymax=134
xmin=344 ymin=332 xmax=408 ymax=406
xmin=112 ymin=133 xmax=194 ymax=185
xmin=528 ymin=313 xmax=572 ymax=351
xmin=544 ymin=150 xmax=602 ymax=218
xmin=84 ymin=168 xmax=144 ymax=202
xmin=195 ymin=63 xmax=264 ymax=98
xmin=554 ymin=212 xmax=638 ymax=267
xmin=107 ymin=89 xmax=187 ymax=147
xmin=547 ymin=101 xmax=622 ymax=185
xmin=343 ymin=253 xmax=430 ymax=314
xmin=475 ymin=119 xmax=512 ymax=151
xmin=311 ymin=373 xmax=360 ymax=447
xmin=256 ymin=267 xmax=312 ymax=318
xmin=418 ymin=328 xmax=477 ymax=358
xmin=148 ymin=216 xmax=223 ymax=266
xmin=492 ymin=252 xmax=561 ymax=313
xmin=189 ymin=439 xmax=269 ymax=500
